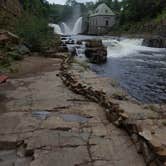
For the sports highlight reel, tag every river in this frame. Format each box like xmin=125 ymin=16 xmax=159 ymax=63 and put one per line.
xmin=68 ymin=35 xmax=166 ymax=103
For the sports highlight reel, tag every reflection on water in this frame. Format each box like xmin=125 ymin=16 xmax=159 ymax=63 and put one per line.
xmin=60 ymin=114 xmax=88 ymax=123
xmin=91 ymin=38 xmax=166 ymax=103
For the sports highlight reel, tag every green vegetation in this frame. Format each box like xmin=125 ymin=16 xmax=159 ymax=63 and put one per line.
xmin=0 ymin=0 xmax=57 ymax=71
xmin=14 ymin=0 xmax=55 ymax=52
xmin=14 ymin=13 xmax=53 ymax=52
xmin=56 ymin=0 xmax=166 ymax=34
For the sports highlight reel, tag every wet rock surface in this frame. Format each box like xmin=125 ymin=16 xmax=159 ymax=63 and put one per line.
xmin=85 ymin=40 xmax=107 ymax=64
xmin=0 ymin=56 xmax=146 ymax=166
xmin=143 ymin=36 xmax=166 ymax=48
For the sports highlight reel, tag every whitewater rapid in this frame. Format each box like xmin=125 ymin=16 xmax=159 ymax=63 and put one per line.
xmin=49 ymin=17 xmax=83 ymax=35
xmin=102 ymin=38 xmax=166 ymax=58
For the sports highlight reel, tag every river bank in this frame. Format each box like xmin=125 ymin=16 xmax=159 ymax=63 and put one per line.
xmin=0 ymin=54 xmax=147 ymax=166
xmin=61 ymin=54 xmax=166 ymax=165
xmin=0 ymin=31 xmax=165 ymax=165
xmin=0 ymin=46 xmax=165 ymax=165
xmin=64 ymin=35 xmax=166 ymax=103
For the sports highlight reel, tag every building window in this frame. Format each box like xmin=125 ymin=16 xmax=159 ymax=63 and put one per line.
xmin=105 ymin=20 xmax=109 ymax=26
xmin=105 ymin=10 xmax=108 ymax=13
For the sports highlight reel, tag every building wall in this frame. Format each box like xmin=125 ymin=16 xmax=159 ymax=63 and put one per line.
xmin=88 ymin=15 xmax=115 ymax=34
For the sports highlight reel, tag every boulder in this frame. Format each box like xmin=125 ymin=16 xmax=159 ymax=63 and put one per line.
xmin=142 ymin=37 xmax=166 ymax=48
xmin=85 ymin=47 xmax=107 ymax=64
xmin=84 ymin=40 xmax=107 ymax=64
xmin=14 ymin=44 xmax=30 ymax=55
xmin=0 ymin=31 xmax=19 ymax=45
xmin=85 ymin=40 xmax=103 ymax=48
xmin=58 ymin=44 xmax=68 ymax=53
xmin=65 ymin=39 xmax=75 ymax=45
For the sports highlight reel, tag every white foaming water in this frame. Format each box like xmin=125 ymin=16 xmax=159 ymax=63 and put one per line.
xmin=72 ymin=17 xmax=83 ymax=35
xmin=48 ymin=23 xmax=63 ymax=35
xmin=103 ymin=38 xmax=166 ymax=58
xmin=49 ymin=17 xmax=83 ymax=35
xmin=62 ymin=23 xmax=71 ymax=35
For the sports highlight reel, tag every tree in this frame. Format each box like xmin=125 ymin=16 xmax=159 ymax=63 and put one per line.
xmin=112 ymin=0 xmax=120 ymax=13
xmin=65 ymin=0 xmax=77 ymax=6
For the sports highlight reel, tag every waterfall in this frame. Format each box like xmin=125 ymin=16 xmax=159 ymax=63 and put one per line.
xmin=48 ymin=23 xmax=63 ymax=35
xmin=62 ymin=23 xmax=71 ymax=35
xmin=48 ymin=17 xmax=83 ymax=35
xmin=72 ymin=17 xmax=83 ymax=35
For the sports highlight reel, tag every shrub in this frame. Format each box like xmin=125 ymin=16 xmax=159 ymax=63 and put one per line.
xmin=14 ymin=13 xmax=53 ymax=52
xmin=8 ymin=51 xmax=23 ymax=61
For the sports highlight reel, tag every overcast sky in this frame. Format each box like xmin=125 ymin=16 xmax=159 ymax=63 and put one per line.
xmin=47 ymin=0 xmax=96 ymax=5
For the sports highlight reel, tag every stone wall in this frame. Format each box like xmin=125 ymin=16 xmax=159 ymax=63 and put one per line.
xmin=89 ymin=15 xmax=116 ymax=35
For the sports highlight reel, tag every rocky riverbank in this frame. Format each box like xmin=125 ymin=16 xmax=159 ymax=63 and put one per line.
xmin=0 ymin=54 xmax=147 ymax=166
xmin=0 ymin=48 xmax=165 ymax=165
xmin=60 ymin=55 xmax=166 ymax=165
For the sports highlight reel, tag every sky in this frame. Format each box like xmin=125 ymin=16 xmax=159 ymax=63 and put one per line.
xmin=47 ymin=0 xmax=96 ymax=5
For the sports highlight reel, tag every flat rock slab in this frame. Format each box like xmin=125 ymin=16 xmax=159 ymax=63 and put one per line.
xmin=70 ymin=59 xmax=166 ymax=164
xmin=0 ymin=109 xmax=145 ymax=166
xmin=0 ymin=57 xmax=146 ymax=166
xmin=30 ymin=147 xmax=90 ymax=166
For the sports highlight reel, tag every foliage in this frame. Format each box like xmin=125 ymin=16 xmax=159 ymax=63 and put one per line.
xmin=95 ymin=0 xmax=121 ymax=13
xmin=8 ymin=51 xmax=23 ymax=61
xmin=14 ymin=13 xmax=53 ymax=52
xmin=19 ymin=0 xmax=50 ymax=17
xmin=119 ymin=0 xmax=166 ymax=24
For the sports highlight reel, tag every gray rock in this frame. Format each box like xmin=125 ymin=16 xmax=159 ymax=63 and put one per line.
xmin=143 ymin=37 xmax=166 ymax=48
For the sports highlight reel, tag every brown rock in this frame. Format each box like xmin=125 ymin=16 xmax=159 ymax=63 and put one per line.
xmin=0 ymin=31 xmax=19 ymax=45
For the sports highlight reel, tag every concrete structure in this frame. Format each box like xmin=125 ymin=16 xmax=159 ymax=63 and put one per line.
xmin=88 ymin=3 xmax=115 ymax=35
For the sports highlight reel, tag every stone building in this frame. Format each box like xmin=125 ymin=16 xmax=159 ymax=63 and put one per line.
xmin=88 ymin=3 xmax=115 ymax=35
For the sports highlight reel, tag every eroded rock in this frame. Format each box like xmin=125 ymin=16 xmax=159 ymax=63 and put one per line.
xmin=84 ymin=40 xmax=107 ymax=64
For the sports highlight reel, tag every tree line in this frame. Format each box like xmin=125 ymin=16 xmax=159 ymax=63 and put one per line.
xmin=6 ymin=0 xmax=166 ymax=49
xmin=46 ymin=0 xmax=166 ymax=25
